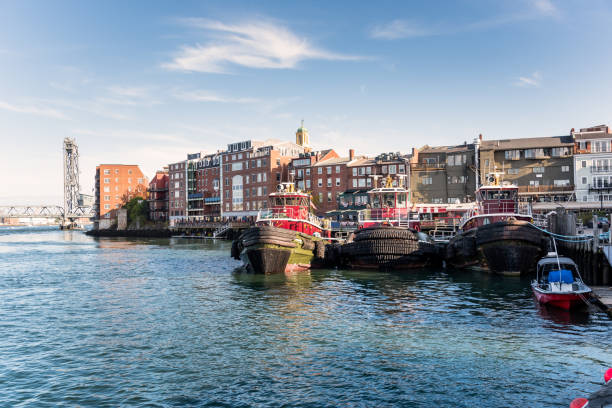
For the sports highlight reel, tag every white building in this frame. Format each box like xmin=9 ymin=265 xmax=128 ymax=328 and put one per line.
xmin=573 ymin=125 xmax=612 ymax=203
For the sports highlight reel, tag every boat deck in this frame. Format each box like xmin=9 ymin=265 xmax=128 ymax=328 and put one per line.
xmin=591 ymin=286 xmax=612 ymax=318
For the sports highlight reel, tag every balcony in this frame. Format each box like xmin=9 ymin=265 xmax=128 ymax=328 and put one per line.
xmin=410 ymin=162 xmax=446 ymax=171
xmin=591 ymin=167 xmax=611 ymax=174
xmin=588 ymin=184 xmax=612 ymax=192
xmin=518 ymin=185 xmax=574 ymax=193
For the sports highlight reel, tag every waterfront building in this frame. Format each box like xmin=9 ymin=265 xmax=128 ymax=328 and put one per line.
xmin=572 ymin=124 xmax=612 ymax=204
xmin=168 ymin=159 xmax=187 ymax=221
xmin=195 ymin=152 xmax=222 ymax=219
xmin=289 ymin=149 xmax=338 ymax=192
xmin=410 ymin=142 xmax=477 ymax=204
xmin=94 ymin=164 xmax=147 ymax=219
xmin=311 ymin=152 xmax=358 ymax=215
xmin=148 ymin=168 xmax=169 ymax=222
xmin=221 ymin=139 xmax=306 ymax=219
xmin=479 ymin=135 xmax=574 ymax=202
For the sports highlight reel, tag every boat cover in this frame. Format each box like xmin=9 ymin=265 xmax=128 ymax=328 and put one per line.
xmin=547 ymin=269 xmax=574 ymax=284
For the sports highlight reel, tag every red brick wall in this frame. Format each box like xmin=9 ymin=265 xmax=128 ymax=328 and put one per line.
xmin=96 ymin=164 xmax=147 ymax=218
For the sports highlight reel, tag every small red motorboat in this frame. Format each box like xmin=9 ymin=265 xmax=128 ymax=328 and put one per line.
xmin=531 ymin=252 xmax=592 ymax=311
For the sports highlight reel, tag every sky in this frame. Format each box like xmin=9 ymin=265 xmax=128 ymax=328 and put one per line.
xmin=1 ymin=0 xmax=612 ymax=205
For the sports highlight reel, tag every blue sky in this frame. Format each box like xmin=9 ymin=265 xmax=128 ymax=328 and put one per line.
xmin=1 ymin=0 xmax=611 ymax=204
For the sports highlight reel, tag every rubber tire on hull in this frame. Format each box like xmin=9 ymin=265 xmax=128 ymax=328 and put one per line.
xmin=352 ymin=239 xmax=419 ymax=255
xmin=353 ymin=227 xmax=416 ymax=242
xmin=244 ymin=247 xmax=291 ymax=274
xmin=231 ymin=240 xmax=241 ymax=260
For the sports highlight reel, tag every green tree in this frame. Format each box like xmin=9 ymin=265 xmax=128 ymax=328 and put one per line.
xmin=123 ymin=197 xmax=149 ymax=225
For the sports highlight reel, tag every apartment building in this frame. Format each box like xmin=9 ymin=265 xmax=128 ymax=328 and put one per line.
xmin=94 ymin=164 xmax=147 ymax=219
xmin=572 ymin=125 xmax=612 ymax=203
xmin=410 ymin=143 xmax=477 ymax=204
xmin=221 ymin=139 xmax=306 ymax=219
xmin=310 ymin=153 xmax=356 ymax=215
xmin=196 ymin=152 xmax=222 ymax=218
xmin=148 ymin=169 xmax=169 ymax=221
xmin=289 ymin=149 xmax=338 ymax=192
xmin=479 ymin=135 xmax=574 ymax=202
xmin=168 ymin=159 xmax=187 ymax=220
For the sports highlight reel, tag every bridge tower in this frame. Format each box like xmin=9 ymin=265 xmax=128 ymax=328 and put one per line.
xmin=62 ymin=137 xmax=80 ymax=228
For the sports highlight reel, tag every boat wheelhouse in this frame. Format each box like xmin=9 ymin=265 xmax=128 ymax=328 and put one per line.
xmin=357 ymin=176 xmax=419 ymax=229
xmin=256 ymin=182 xmax=330 ymax=237
xmin=460 ymin=184 xmax=532 ymax=231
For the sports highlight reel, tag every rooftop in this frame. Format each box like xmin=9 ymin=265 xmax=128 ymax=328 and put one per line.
xmin=480 ymin=135 xmax=573 ymax=150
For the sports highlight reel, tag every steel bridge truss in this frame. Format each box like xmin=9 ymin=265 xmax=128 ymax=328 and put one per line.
xmin=0 ymin=205 xmax=94 ymax=219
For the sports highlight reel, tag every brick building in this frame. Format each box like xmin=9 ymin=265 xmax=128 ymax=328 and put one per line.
xmin=221 ymin=139 xmax=306 ymax=219
xmin=94 ymin=164 xmax=147 ymax=219
xmin=168 ymin=159 xmax=187 ymax=221
xmin=148 ymin=168 xmax=169 ymax=221
xmin=196 ymin=152 xmax=222 ymax=218
xmin=479 ymin=135 xmax=574 ymax=202
xmin=410 ymin=143 xmax=477 ymax=204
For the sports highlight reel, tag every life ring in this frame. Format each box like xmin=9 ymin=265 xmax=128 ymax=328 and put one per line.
xmin=414 ymin=225 xmax=420 ymax=232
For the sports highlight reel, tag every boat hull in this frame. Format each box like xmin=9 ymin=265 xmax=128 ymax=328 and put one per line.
xmin=340 ymin=226 xmax=437 ymax=270
xmin=232 ymin=226 xmax=325 ymax=274
xmin=447 ymin=220 xmax=547 ymax=275
xmin=532 ymin=288 xmax=590 ymax=310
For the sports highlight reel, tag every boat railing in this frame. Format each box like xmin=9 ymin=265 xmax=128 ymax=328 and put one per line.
xmin=256 ymin=209 xmax=322 ymax=227
xmin=358 ymin=208 xmax=413 ymax=223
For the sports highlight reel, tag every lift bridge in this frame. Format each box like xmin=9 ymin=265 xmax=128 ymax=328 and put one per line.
xmin=0 ymin=138 xmax=94 ymax=227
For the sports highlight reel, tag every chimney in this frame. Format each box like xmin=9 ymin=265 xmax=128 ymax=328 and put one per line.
xmin=349 ymin=149 xmax=355 ymax=160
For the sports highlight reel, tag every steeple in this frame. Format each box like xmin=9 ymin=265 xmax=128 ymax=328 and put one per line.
xmin=296 ymin=120 xmax=311 ymax=151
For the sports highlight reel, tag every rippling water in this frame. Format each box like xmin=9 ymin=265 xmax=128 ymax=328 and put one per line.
xmin=0 ymin=226 xmax=610 ymax=407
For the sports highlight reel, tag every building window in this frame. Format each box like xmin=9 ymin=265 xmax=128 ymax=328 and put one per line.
xmin=529 ymin=180 xmax=540 ymax=186
xmin=389 ymin=165 xmax=397 ymax=174
xmin=276 ymin=159 xmax=281 ymax=166
xmin=507 ymin=169 xmax=519 ymax=175
xmin=276 ymin=173 xmax=280 ymax=182
xmin=297 ymin=169 xmax=303 ymax=178
xmin=352 ymin=168 xmax=357 ymax=176
xmin=306 ymin=168 xmax=311 ymax=176
xmin=128 ymin=178 xmax=132 ymax=184
xmin=484 ymin=159 xmax=489 ymax=168
xmin=104 ymin=195 xmax=110 ymax=201
xmin=104 ymin=178 xmax=110 ymax=183
xmin=327 ymin=178 xmax=332 ymax=187
xmin=593 ymin=140 xmax=610 ymax=153
xmin=582 ymin=177 xmax=587 ymax=184
xmin=327 ymin=192 xmax=332 ymax=202
xmin=225 ymin=177 xmax=229 ymax=186
xmin=335 ymin=166 xmax=340 ymax=173
xmin=553 ymin=180 xmax=570 ymax=187
xmin=504 ymin=150 xmax=520 ymax=160
xmin=318 ymin=178 xmax=322 ymax=187
xmin=318 ymin=193 xmax=323 ymax=203
xmin=104 ymin=204 xmax=110 ymax=210
xmin=305 ymin=179 xmax=311 ymax=189
xmin=103 ymin=186 xmax=110 ymax=193
xmin=103 ymin=169 xmax=110 ymax=175
xmin=525 ymin=148 xmax=546 ymax=159
xmin=232 ymin=162 xmax=243 ymax=171
xmin=317 ymin=167 xmax=322 ymax=174
xmin=352 ymin=179 xmax=357 ymax=188
xmin=552 ymin=147 xmax=571 ymax=157
xmin=420 ymin=176 xmax=432 ymax=185
xmin=336 ymin=178 xmax=340 ymax=186
xmin=561 ymin=165 xmax=570 ymax=172
xmin=532 ymin=167 xmax=545 ymax=173
xmin=326 ymin=166 xmax=332 ymax=174
xmin=128 ymin=169 xmax=133 ymax=175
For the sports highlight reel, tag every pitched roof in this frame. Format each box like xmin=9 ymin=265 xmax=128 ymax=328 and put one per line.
xmin=480 ymin=135 xmax=573 ymax=150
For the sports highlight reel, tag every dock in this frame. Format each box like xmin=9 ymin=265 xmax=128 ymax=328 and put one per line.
xmin=591 ymin=286 xmax=612 ymax=317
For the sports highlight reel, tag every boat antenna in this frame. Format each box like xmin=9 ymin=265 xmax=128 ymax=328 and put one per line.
xmin=551 ymin=237 xmax=561 ymax=271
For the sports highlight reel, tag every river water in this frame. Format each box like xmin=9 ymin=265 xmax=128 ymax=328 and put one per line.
xmin=0 ymin=226 xmax=610 ymax=407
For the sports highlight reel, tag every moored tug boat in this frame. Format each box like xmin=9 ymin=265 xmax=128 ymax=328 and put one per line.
xmin=446 ymin=174 xmax=548 ymax=275
xmin=532 ymin=252 xmax=592 ymax=310
xmin=340 ymin=175 xmax=438 ymax=270
xmin=231 ymin=183 xmax=330 ymax=274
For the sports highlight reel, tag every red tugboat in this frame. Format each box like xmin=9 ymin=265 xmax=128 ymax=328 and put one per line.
xmin=340 ymin=175 xmax=438 ymax=270
xmin=231 ymin=183 xmax=331 ymax=274
xmin=446 ymin=174 xmax=548 ymax=275
xmin=532 ymin=252 xmax=592 ymax=310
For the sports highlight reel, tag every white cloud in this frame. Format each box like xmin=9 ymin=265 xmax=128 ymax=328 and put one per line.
xmin=164 ymin=18 xmax=363 ymax=73
xmin=173 ymin=89 xmax=260 ymax=104
xmin=531 ymin=0 xmax=559 ymax=17
xmin=0 ymin=100 xmax=69 ymax=120
xmin=370 ymin=20 xmax=433 ymax=39
xmin=515 ymin=71 xmax=542 ymax=87
xmin=371 ymin=1 xmax=561 ymax=40
xmin=107 ymin=86 xmax=151 ymax=99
